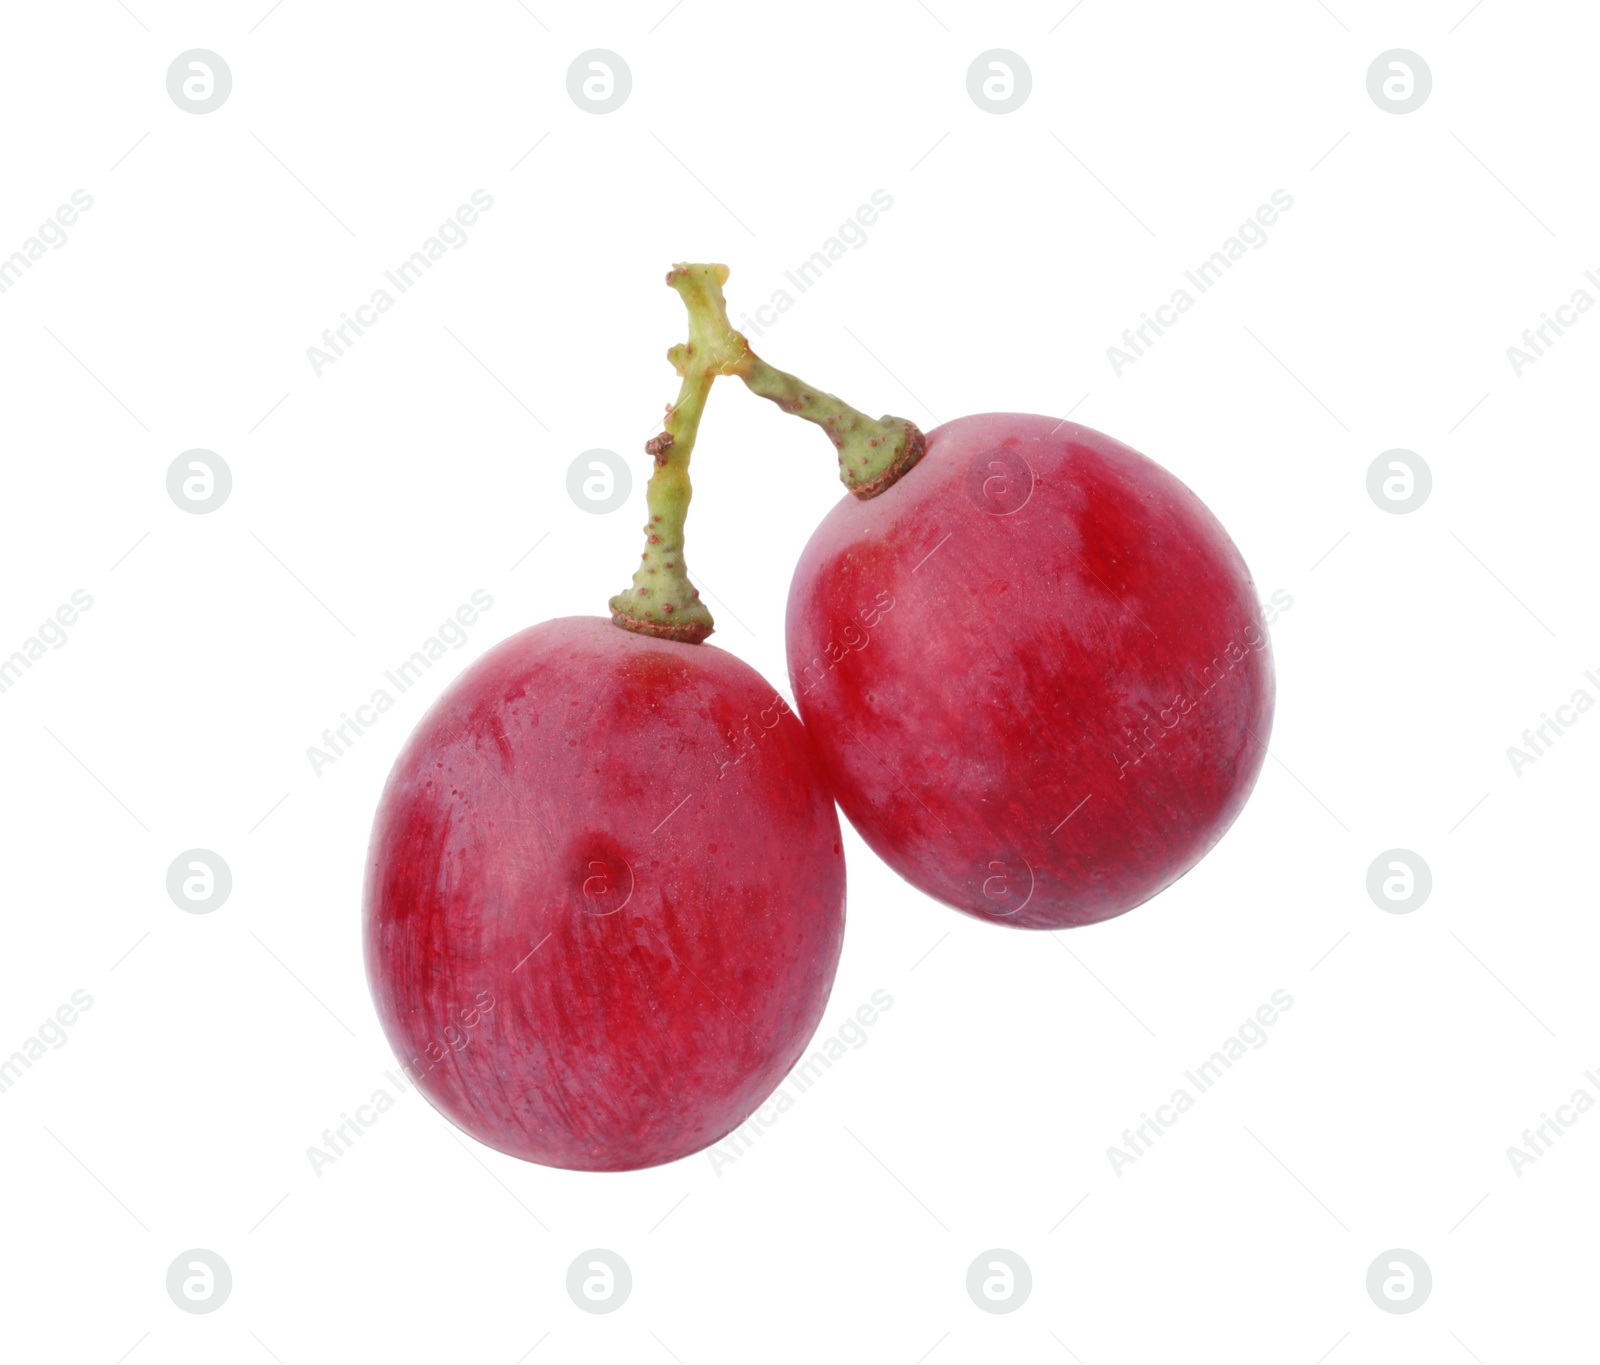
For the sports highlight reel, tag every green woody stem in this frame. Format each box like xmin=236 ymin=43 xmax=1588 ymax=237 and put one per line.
xmin=609 ymin=265 xmax=744 ymax=644
xmin=609 ymin=262 xmax=925 ymax=645
xmin=738 ymin=356 xmax=925 ymax=497
xmin=681 ymin=263 xmax=924 ymax=497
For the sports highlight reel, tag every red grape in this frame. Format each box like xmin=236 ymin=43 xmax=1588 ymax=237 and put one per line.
xmin=786 ymin=414 xmax=1274 ymax=930
xmin=365 ymin=616 xmax=845 ymax=1170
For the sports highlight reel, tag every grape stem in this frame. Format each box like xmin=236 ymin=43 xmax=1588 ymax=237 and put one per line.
xmin=609 ymin=265 xmax=742 ymax=644
xmin=609 ymin=262 xmax=924 ymax=645
xmin=687 ymin=263 xmax=924 ymax=498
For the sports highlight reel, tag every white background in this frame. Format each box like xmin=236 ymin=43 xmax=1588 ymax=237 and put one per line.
xmin=1 ymin=1 xmax=1595 ymax=1360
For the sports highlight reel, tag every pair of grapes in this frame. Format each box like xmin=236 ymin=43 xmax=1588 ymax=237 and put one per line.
xmin=365 ymin=265 xmax=1274 ymax=1171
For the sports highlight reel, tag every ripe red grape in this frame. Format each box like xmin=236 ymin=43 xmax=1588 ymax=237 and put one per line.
xmin=365 ymin=616 xmax=845 ymax=1170
xmin=786 ymin=414 xmax=1274 ymax=930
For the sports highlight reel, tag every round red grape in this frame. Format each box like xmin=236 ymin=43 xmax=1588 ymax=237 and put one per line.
xmin=366 ymin=616 xmax=846 ymax=1170
xmin=786 ymin=414 xmax=1273 ymax=930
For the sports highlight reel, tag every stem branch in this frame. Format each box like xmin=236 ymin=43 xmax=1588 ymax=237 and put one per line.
xmin=678 ymin=265 xmax=925 ymax=497
xmin=608 ymin=262 xmax=925 ymax=645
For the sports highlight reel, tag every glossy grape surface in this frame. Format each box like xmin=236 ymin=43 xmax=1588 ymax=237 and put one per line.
xmin=366 ymin=617 xmax=846 ymax=1170
xmin=787 ymin=415 xmax=1274 ymax=929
